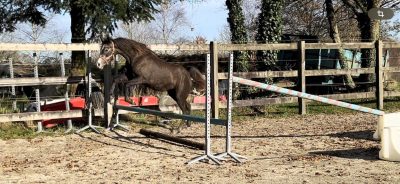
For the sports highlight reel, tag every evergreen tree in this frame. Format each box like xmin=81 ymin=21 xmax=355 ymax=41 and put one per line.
xmin=226 ymin=0 xmax=250 ymax=72
xmin=255 ymin=0 xmax=284 ymax=71
xmin=0 ymin=0 xmax=161 ymax=94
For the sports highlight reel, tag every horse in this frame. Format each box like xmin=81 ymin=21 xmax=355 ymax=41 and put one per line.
xmin=96 ymin=37 xmax=205 ymax=129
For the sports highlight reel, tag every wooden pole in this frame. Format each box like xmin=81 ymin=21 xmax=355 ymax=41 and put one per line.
xmin=298 ymin=41 xmax=306 ymax=114
xmin=210 ymin=42 xmax=219 ymax=118
xmin=139 ymin=129 xmax=205 ymax=150
xmin=375 ymin=40 xmax=384 ymax=110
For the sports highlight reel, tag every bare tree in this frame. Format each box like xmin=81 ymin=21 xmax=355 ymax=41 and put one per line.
xmin=117 ymin=21 xmax=158 ymax=44
xmin=14 ymin=14 xmax=68 ymax=43
xmin=283 ymin=0 xmax=329 ymax=39
xmin=326 ymin=0 xmax=356 ymax=88
xmin=153 ymin=0 xmax=190 ymax=44
xmin=381 ymin=19 xmax=400 ymax=41
xmin=117 ymin=0 xmax=190 ymax=44
xmin=340 ymin=0 xmax=400 ymax=89
xmin=242 ymin=0 xmax=261 ymax=41
xmin=0 ymin=32 xmax=18 ymax=61
xmin=216 ymin=24 xmax=232 ymax=43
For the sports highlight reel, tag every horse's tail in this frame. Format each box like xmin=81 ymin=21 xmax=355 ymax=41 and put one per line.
xmin=188 ymin=67 xmax=205 ymax=93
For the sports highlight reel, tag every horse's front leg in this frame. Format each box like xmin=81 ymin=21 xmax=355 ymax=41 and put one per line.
xmin=124 ymin=77 xmax=145 ymax=105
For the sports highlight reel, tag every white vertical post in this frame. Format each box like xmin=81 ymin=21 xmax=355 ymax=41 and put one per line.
xmin=60 ymin=53 xmax=73 ymax=133
xmin=76 ymin=51 xmax=102 ymax=133
xmin=33 ymin=52 xmax=43 ymax=132
xmin=110 ymin=55 xmax=128 ymax=131
xmin=8 ymin=58 xmax=16 ymax=111
xmin=206 ymin=53 xmax=212 ymax=155
xmin=187 ymin=54 xmax=220 ymax=165
xmin=215 ymin=53 xmax=246 ymax=162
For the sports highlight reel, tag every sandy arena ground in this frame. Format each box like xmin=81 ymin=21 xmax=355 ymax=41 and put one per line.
xmin=1 ymin=113 xmax=400 ymax=183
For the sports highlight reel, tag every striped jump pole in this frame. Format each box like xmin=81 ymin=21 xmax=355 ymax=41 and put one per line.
xmin=233 ymin=76 xmax=385 ymax=116
xmin=233 ymin=76 xmax=395 ymax=141
xmin=233 ymin=76 xmax=400 ymax=162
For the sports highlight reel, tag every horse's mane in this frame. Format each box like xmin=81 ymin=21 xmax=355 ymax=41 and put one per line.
xmin=112 ymin=37 xmax=157 ymax=57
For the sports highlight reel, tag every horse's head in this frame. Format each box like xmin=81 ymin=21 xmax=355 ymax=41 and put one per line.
xmin=96 ymin=37 xmax=116 ymax=69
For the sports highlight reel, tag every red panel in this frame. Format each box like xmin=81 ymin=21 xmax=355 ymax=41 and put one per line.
xmin=140 ymin=96 xmax=158 ymax=106
xmin=192 ymin=95 xmax=227 ymax=104
xmin=219 ymin=95 xmax=227 ymax=102
xmin=117 ymin=97 xmax=140 ymax=106
xmin=193 ymin=96 xmax=206 ymax=104
xmin=41 ymin=97 xmax=86 ymax=128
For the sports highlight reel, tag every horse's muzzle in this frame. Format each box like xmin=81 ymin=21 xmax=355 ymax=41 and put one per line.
xmin=96 ymin=58 xmax=105 ymax=69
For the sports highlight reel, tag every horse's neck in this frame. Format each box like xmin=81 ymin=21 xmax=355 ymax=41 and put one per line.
xmin=116 ymin=44 xmax=140 ymax=63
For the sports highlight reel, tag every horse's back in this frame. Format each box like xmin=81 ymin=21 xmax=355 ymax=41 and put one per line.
xmin=134 ymin=55 xmax=192 ymax=91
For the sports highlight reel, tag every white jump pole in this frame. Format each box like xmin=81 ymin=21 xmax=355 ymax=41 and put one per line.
xmin=76 ymin=51 xmax=102 ymax=133
xmin=109 ymin=55 xmax=129 ymax=131
xmin=232 ymin=76 xmax=389 ymax=139
xmin=215 ymin=53 xmax=246 ymax=162
xmin=187 ymin=54 xmax=221 ymax=165
xmin=33 ymin=53 xmax=43 ymax=133
xmin=60 ymin=53 xmax=74 ymax=133
xmin=233 ymin=76 xmax=400 ymax=162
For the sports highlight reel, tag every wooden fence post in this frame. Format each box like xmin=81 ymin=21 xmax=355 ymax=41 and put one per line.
xmin=375 ymin=40 xmax=384 ymax=110
xmin=298 ymin=41 xmax=306 ymax=115
xmin=210 ymin=42 xmax=219 ymax=118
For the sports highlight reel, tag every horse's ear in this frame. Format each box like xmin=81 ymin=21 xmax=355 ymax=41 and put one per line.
xmin=100 ymin=33 xmax=111 ymax=43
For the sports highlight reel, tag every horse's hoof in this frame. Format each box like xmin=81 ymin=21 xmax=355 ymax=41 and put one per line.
xmin=125 ymin=98 xmax=136 ymax=105
xmin=170 ymin=127 xmax=182 ymax=135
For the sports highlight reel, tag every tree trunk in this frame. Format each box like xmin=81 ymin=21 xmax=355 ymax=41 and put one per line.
xmin=325 ymin=0 xmax=356 ymax=89
xmin=70 ymin=0 xmax=86 ymax=96
xmin=358 ymin=13 xmax=380 ymax=91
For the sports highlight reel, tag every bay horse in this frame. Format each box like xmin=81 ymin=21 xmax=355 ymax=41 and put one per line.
xmin=96 ymin=37 xmax=205 ymax=128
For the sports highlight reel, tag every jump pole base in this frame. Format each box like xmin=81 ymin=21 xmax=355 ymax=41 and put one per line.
xmin=108 ymin=123 xmax=130 ymax=132
xmin=215 ymin=152 xmax=247 ymax=163
xmin=64 ymin=127 xmax=76 ymax=134
xmin=76 ymin=125 xmax=102 ymax=134
xmin=187 ymin=154 xmax=221 ymax=165
xmin=64 ymin=120 xmax=75 ymax=134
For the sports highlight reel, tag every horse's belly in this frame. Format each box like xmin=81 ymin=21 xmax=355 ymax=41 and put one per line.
xmin=147 ymin=80 xmax=175 ymax=91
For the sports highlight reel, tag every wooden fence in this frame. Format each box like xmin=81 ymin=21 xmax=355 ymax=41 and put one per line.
xmin=0 ymin=41 xmax=399 ymax=124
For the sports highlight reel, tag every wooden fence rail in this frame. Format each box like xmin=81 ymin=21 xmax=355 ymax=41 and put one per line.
xmin=0 ymin=76 xmax=102 ymax=87
xmin=0 ymin=41 xmax=400 ymax=124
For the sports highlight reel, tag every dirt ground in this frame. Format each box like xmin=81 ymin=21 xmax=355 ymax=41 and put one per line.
xmin=1 ymin=113 xmax=400 ymax=183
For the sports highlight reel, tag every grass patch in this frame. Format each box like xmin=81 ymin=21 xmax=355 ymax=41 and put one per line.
xmin=0 ymin=122 xmax=70 ymax=140
xmin=0 ymin=123 xmax=37 ymax=140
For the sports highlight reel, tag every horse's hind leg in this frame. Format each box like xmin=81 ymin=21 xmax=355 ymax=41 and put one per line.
xmin=169 ymin=88 xmax=191 ymax=127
